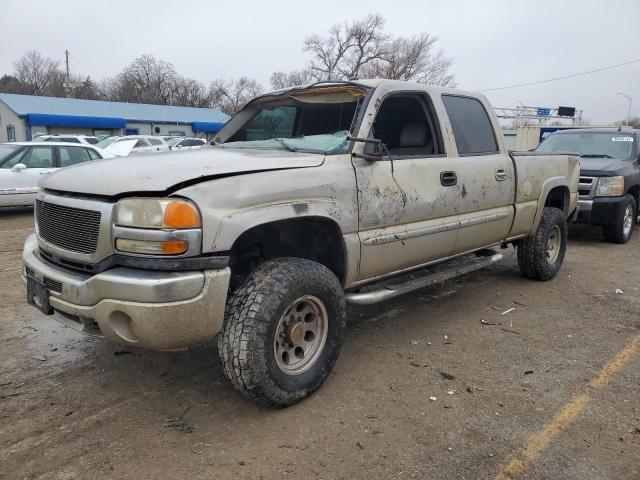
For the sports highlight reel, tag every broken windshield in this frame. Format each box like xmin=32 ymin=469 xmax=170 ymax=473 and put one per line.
xmin=219 ymin=87 xmax=367 ymax=154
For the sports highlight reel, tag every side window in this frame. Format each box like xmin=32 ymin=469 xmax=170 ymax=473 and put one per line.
xmin=1 ymin=148 xmax=28 ymax=169
xmin=21 ymin=147 xmax=54 ymax=168
xmin=86 ymin=148 xmax=102 ymax=160
xmin=442 ymin=95 xmax=498 ymax=156
xmin=148 ymin=138 xmax=162 ymax=146
xmin=368 ymin=94 xmax=443 ymax=157
xmin=85 ymin=138 xmax=99 ymax=145
xmin=133 ymin=139 xmax=149 ymax=148
xmin=60 ymin=137 xmax=80 ymax=143
xmin=59 ymin=146 xmax=92 ymax=167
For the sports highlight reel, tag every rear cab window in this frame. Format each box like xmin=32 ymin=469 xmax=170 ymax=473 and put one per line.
xmin=442 ymin=95 xmax=499 ymax=156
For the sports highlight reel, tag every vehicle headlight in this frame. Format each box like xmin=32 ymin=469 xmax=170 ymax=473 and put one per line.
xmin=595 ymin=176 xmax=624 ymax=197
xmin=114 ymin=198 xmax=201 ymax=255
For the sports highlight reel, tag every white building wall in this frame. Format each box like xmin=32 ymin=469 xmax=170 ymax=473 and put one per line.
xmin=0 ymin=103 xmax=25 ymax=142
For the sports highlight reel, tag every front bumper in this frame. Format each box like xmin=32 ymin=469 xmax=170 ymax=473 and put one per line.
xmin=575 ymin=196 xmax=628 ymax=225
xmin=22 ymin=233 xmax=230 ymax=350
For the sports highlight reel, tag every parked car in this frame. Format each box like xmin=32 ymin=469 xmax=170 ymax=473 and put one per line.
xmin=22 ymin=80 xmax=579 ymax=406
xmin=167 ymin=137 xmax=207 ymax=150
xmin=96 ymin=135 xmax=170 ymax=156
xmin=0 ymin=142 xmax=114 ymax=207
xmin=535 ymin=128 xmax=639 ymax=243
xmin=31 ymin=134 xmax=100 ymax=145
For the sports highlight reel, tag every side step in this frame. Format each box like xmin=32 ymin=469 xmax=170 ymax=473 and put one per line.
xmin=345 ymin=250 xmax=503 ymax=306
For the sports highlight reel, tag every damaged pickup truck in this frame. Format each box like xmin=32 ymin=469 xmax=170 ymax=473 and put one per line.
xmin=23 ymin=80 xmax=579 ymax=406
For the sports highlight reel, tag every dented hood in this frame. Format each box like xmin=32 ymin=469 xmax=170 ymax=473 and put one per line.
xmin=40 ymin=147 xmax=325 ymax=197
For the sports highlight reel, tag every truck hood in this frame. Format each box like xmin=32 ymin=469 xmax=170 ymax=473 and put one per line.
xmin=579 ymin=156 xmax=633 ymax=175
xmin=40 ymin=147 xmax=325 ymax=197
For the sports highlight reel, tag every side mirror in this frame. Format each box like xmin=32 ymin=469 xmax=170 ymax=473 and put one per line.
xmin=348 ymin=136 xmax=388 ymax=162
xmin=11 ymin=163 xmax=27 ymax=172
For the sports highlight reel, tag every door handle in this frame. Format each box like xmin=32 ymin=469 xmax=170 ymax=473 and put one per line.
xmin=495 ymin=168 xmax=507 ymax=181
xmin=440 ymin=171 xmax=457 ymax=187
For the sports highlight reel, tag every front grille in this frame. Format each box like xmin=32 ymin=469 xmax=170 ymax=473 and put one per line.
xmin=36 ymin=200 xmax=101 ymax=254
xmin=43 ymin=277 xmax=62 ymax=293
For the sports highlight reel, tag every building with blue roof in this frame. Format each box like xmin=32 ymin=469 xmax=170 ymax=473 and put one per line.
xmin=0 ymin=93 xmax=228 ymax=142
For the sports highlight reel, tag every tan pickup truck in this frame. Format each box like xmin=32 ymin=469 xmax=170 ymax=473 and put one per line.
xmin=23 ymin=80 xmax=579 ymax=406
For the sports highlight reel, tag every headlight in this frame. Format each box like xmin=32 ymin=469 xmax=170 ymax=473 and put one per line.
xmin=595 ymin=176 xmax=624 ymax=197
xmin=115 ymin=198 xmax=201 ymax=229
xmin=114 ymin=198 xmax=201 ymax=256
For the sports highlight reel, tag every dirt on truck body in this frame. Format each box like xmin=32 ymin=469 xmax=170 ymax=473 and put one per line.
xmin=23 ymin=79 xmax=579 ymax=406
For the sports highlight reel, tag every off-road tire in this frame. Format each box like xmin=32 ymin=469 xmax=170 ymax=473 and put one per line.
xmin=602 ymin=194 xmax=636 ymax=244
xmin=517 ymin=207 xmax=567 ymax=281
xmin=218 ymin=258 xmax=346 ymax=407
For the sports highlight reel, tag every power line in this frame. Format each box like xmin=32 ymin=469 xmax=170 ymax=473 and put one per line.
xmin=481 ymin=59 xmax=640 ymax=92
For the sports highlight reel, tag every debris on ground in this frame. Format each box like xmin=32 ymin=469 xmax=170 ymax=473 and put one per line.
xmin=114 ymin=350 xmax=132 ymax=356
xmin=447 ymin=390 xmax=455 ymax=395
xmin=500 ymin=328 xmax=520 ymax=335
xmin=439 ymin=372 xmax=456 ymax=380
xmin=163 ymin=406 xmax=193 ymax=434
xmin=615 ymin=289 xmax=624 ymax=294
xmin=524 ymin=370 xmax=534 ymax=375
xmin=356 ymin=442 xmax=364 ymax=450
xmin=481 ymin=319 xmax=501 ymax=326
xmin=501 ymin=307 xmax=516 ymax=315
xmin=32 ymin=355 xmax=47 ymax=362
xmin=512 ymin=301 xmax=528 ymax=306
xmin=429 ymin=396 xmax=437 ymax=401
xmin=0 ymin=381 xmax=12 ymax=387
xmin=410 ymin=340 xmax=418 ymax=345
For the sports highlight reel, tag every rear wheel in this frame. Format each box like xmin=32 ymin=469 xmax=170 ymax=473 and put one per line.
xmin=602 ymin=194 xmax=636 ymax=244
xmin=218 ymin=258 xmax=346 ymax=407
xmin=517 ymin=207 xmax=567 ymax=281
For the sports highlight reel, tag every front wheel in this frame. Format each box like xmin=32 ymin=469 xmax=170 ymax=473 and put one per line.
xmin=517 ymin=207 xmax=568 ymax=281
xmin=602 ymin=194 xmax=636 ymax=244
xmin=218 ymin=258 xmax=346 ymax=407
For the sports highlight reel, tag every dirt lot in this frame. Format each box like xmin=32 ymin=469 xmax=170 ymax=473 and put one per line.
xmin=0 ymin=208 xmax=638 ymax=480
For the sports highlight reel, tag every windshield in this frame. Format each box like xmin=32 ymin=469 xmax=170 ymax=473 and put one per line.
xmin=0 ymin=144 xmax=26 ymax=166
xmin=219 ymin=87 xmax=367 ymax=154
xmin=536 ymin=132 xmax=635 ymax=160
xmin=97 ymin=136 xmax=120 ymax=149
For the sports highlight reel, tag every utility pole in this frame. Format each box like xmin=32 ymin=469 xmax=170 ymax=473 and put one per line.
xmin=617 ymin=92 xmax=632 ymax=125
xmin=64 ymin=50 xmax=71 ymax=98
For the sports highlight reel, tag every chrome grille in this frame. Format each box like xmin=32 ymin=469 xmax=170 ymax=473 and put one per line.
xmin=36 ymin=200 xmax=101 ymax=254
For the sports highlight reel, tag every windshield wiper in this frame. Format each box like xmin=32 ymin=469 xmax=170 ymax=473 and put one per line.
xmin=580 ymin=154 xmax=613 ymax=158
xmin=273 ymin=138 xmax=297 ymax=153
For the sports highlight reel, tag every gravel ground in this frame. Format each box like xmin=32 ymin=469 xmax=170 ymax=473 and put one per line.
xmin=0 ymin=208 xmax=638 ymax=480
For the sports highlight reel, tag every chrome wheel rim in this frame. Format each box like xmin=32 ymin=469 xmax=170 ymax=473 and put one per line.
xmin=274 ymin=295 xmax=328 ymax=376
xmin=622 ymin=204 xmax=634 ymax=238
xmin=546 ymin=225 xmax=561 ymax=264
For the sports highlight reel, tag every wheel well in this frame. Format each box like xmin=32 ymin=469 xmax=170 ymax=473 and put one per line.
xmin=545 ymin=186 xmax=569 ymax=215
xmin=627 ymin=184 xmax=639 ymax=205
xmin=229 ymin=217 xmax=346 ymax=288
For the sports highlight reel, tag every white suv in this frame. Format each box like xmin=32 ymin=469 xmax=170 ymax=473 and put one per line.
xmin=31 ymin=134 xmax=100 ymax=145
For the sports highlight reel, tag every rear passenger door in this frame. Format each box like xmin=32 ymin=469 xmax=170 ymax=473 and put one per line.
xmin=441 ymin=95 xmax=515 ymax=254
xmin=57 ymin=146 xmax=98 ymax=168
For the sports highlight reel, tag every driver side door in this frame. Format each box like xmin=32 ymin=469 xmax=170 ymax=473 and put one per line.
xmin=0 ymin=146 xmax=57 ymax=206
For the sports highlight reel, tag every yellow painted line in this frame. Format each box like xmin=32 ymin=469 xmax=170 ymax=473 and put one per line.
xmin=495 ymin=335 xmax=640 ymax=480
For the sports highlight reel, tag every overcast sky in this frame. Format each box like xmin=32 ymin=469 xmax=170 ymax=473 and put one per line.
xmin=1 ymin=0 xmax=638 ymax=123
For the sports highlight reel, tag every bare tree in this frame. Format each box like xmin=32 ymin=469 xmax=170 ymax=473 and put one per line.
xmin=361 ymin=34 xmax=457 ymax=87
xmin=0 ymin=74 xmax=26 ymax=94
xmin=278 ymin=14 xmax=456 ymax=87
xmin=270 ymin=68 xmax=318 ymax=90
xmin=208 ymin=77 xmax=263 ymax=116
xmin=171 ymin=77 xmax=209 ymax=107
xmin=13 ymin=50 xmax=63 ymax=95
xmin=303 ymin=14 xmax=386 ymax=81
xmin=107 ymin=54 xmax=179 ymax=104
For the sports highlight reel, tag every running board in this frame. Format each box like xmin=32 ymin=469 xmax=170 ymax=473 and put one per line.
xmin=345 ymin=251 xmax=503 ymax=306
